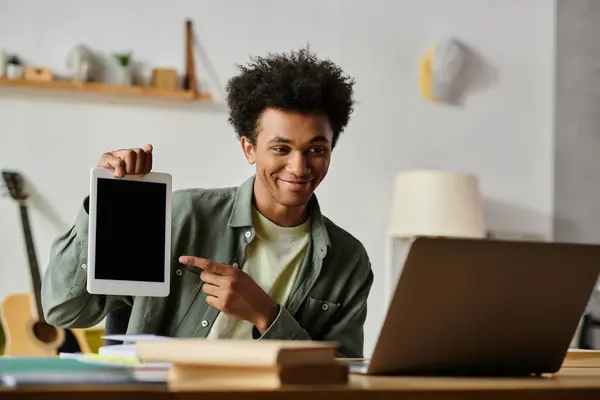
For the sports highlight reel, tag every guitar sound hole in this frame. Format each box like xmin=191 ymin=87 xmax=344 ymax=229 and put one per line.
xmin=32 ymin=321 xmax=58 ymax=343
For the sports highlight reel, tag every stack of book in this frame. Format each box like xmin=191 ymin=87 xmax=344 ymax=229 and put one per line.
xmin=135 ymin=339 xmax=349 ymax=389
xmin=562 ymin=349 xmax=600 ymax=368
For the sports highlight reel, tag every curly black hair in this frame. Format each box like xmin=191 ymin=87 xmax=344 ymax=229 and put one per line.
xmin=225 ymin=47 xmax=355 ymax=148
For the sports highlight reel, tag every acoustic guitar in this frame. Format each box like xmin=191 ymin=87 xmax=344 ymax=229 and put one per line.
xmin=0 ymin=170 xmax=91 ymax=355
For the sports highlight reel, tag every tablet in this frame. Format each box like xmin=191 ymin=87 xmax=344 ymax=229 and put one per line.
xmin=87 ymin=167 xmax=172 ymax=297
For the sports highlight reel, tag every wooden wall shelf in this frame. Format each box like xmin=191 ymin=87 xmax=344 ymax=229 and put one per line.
xmin=0 ymin=78 xmax=212 ymax=102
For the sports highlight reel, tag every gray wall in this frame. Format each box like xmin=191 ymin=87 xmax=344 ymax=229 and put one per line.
xmin=555 ymin=0 xmax=600 ymax=348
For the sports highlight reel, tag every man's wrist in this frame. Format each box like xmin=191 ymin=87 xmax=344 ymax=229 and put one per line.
xmin=254 ymin=301 xmax=279 ymax=334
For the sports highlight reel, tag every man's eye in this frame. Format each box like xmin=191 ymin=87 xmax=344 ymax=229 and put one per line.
xmin=272 ymin=147 xmax=290 ymax=153
xmin=310 ymin=147 xmax=328 ymax=155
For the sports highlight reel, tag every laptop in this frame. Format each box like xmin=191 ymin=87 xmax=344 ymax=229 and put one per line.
xmin=349 ymin=236 xmax=600 ymax=376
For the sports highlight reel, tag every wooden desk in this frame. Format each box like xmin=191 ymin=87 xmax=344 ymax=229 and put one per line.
xmin=2 ymin=367 xmax=600 ymax=399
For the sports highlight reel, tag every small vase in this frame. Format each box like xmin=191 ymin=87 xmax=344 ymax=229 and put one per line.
xmin=113 ymin=65 xmax=132 ymax=86
xmin=6 ymin=64 xmax=23 ymax=79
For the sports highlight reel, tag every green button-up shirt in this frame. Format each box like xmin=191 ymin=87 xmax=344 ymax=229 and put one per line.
xmin=41 ymin=176 xmax=374 ymax=357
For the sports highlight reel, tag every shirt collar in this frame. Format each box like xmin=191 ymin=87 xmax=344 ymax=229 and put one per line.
xmin=228 ymin=175 xmax=331 ymax=258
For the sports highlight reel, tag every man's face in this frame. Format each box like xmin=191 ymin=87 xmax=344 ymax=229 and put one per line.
xmin=241 ymin=108 xmax=334 ymax=208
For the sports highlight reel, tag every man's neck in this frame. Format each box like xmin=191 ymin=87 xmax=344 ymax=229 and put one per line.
xmin=252 ymin=179 xmax=309 ymax=227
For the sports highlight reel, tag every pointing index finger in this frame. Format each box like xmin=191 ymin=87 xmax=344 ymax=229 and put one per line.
xmin=179 ymin=256 xmax=230 ymax=275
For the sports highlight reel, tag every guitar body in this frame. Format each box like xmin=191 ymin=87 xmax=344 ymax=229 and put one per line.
xmin=1 ymin=293 xmax=63 ymax=355
xmin=1 ymin=170 xmax=93 ymax=356
xmin=0 ymin=293 xmax=92 ymax=355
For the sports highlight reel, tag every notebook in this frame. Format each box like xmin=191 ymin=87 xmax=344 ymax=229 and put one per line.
xmin=0 ymin=357 xmax=139 ymax=387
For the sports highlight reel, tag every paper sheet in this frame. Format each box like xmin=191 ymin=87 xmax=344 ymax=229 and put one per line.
xmin=100 ymin=334 xmax=172 ymax=342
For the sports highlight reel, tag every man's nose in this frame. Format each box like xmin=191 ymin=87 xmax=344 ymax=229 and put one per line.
xmin=288 ymin=152 xmax=310 ymax=176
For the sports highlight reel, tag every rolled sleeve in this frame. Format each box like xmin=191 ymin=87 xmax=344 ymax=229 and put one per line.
xmin=252 ymin=305 xmax=311 ymax=340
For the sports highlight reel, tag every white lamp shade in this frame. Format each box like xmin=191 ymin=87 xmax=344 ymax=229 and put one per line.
xmin=389 ymin=170 xmax=486 ymax=238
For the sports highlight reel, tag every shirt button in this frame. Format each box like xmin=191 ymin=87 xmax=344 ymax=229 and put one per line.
xmin=81 ymin=264 xmax=87 ymax=270
xmin=245 ymin=231 xmax=252 ymax=239
xmin=321 ymin=304 xmax=329 ymax=311
xmin=201 ymin=320 xmax=209 ymax=328
xmin=175 ymin=269 xmax=182 ymax=276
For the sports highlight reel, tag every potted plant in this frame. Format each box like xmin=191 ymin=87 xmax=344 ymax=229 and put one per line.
xmin=6 ymin=55 xmax=23 ymax=80
xmin=112 ymin=51 xmax=133 ymax=86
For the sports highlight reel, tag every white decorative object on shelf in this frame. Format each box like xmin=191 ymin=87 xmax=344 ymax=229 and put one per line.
xmin=108 ymin=52 xmax=133 ymax=86
xmin=66 ymin=44 xmax=102 ymax=83
xmin=6 ymin=58 xmax=23 ymax=80
xmin=384 ymin=170 xmax=486 ymax=303
xmin=111 ymin=64 xmax=133 ymax=86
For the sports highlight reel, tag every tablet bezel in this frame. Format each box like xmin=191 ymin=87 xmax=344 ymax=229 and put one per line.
xmin=87 ymin=167 xmax=172 ymax=297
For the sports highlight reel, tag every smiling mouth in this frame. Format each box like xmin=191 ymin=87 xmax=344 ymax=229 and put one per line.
xmin=280 ymin=179 xmax=311 ymax=184
xmin=278 ymin=178 xmax=313 ymax=190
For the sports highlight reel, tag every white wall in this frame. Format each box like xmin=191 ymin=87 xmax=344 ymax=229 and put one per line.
xmin=0 ymin=0 xmax=555 ymax=356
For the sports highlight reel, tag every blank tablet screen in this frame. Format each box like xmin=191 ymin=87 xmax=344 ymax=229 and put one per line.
xmin=94 ymin=178 xmax=167 ymax=282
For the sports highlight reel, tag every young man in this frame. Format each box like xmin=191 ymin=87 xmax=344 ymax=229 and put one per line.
xmin=42 ymin=48 xmax=374 ymax=358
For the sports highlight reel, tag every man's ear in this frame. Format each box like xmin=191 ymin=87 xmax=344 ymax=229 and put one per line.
xmin=241 ymin=136 xmax=256 ymax=165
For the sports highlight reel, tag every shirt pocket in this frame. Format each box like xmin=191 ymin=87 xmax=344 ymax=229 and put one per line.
xmin=166 ymin=266 xmax=204 ymax=335
xmin=301 ymin=296 xmax=341 ymax=336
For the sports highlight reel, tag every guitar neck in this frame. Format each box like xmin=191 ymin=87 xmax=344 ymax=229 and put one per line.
xmin=18 ymin=203 xmax=44 ymax=321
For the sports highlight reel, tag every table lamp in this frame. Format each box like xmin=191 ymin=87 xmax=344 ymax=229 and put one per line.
xmin=384 ymin=170 xmax=486 ymax=303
